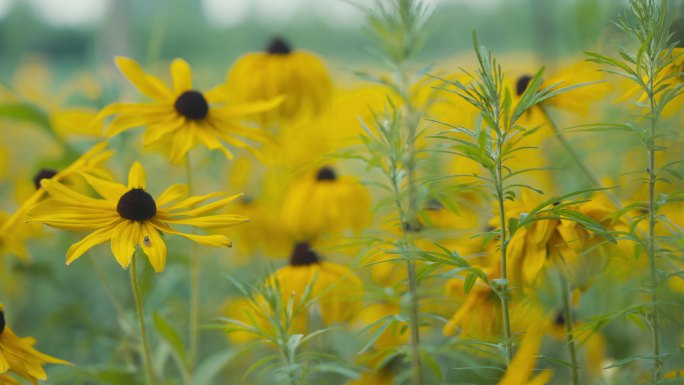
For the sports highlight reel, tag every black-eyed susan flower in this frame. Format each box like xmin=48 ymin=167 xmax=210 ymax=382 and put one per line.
xmin=0 ymin=142 xmax=113 ymax=263
xmin=98 ymin=57 xmax=280 ymax=163
xmin=225 ymin=36 xmax=333 ymax=123
xmin=28 ymin=161 xmax=247 ymax=272
xmin=281 ymin=166 xmax=371 ymax=241
xmin=267 ymin=242 xmax=363 ymax=328
xmin=0 ymin=304 xmax=70 ymax=383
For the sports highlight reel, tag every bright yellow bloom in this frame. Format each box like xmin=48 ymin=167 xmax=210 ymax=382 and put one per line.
xmin=98 ymin=57 xmax=280 ymax=163
xmin=281 ymin=166 xmax=371 ymax=241
xmin=491 ymin=190 xmax=558 ymax=287
xmin=0 ymin=304 xmax=70 ymax=384
xmin=28 ymin=161 xmax=247 ymax=272
xmin=226 ymin=37 xmax=333 ymax=123
xmin=498 ymin=328 xmax=553 ymax=385
xmin=267 ymin=242 xmax=363 ymax=328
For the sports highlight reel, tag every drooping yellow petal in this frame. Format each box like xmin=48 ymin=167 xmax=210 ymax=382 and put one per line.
xmin=110 ymin=220 xmax=140 ymax=268
xmin=127 ymin=161 xmax=146 ymax=190
xmin=66 ymin=222 xmax=118 ymax=265
xmin=151 ymin=220 xmax=232 ymax=247
xmin=170 ymin=58 xmax=193 ymax=94
xmin=140 ymin=222 xmax=167 ymax=273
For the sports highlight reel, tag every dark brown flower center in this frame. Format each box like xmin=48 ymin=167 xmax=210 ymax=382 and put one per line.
xmin=117 ymin=188 xmax=157 ymax=221
xmin=516 ymin=74 xmax=533 ymax=96
xmin=33 ymin=168 xmax=58 ymax=189
xmin=175 ymin=90 xmax=209 ymax=120
xmin=316 ymin=167 xmax=336 ymax=181
xmin=290 ymin=242 xmax=320 ymax=266
xmin=266 ymin=37 xmax=292 ymax=55
xmin=0 ymin=310 xmax=5 ymax=334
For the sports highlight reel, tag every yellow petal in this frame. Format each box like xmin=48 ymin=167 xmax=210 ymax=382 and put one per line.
xmin=128 ymin=161 xmax=147 ymax=190
xmin=114 ymin=56 xmax=172 ymax=101
xmin=171 ymin=58 xmax=193 ymax=94
xmin=111 ymin=220 xmax=140 ymax=268
xmin=160 ymin=214 xmax=249 ymax=229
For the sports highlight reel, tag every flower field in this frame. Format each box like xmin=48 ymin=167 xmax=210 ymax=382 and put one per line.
xmin=0 ymin=0 xmax=684 ymax=384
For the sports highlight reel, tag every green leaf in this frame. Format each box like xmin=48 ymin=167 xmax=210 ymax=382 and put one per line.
xmin=152 ymin=312 xmax=188 ymax=369
xmin=463 ymin=273 xmax=478 ymax=294
xmin=0 ymin=102 xmax=52 ymax=130
xmin=195 ymin=348 xmax=243 ymax=385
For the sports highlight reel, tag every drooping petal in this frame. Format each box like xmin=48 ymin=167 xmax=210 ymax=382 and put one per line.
xmin=151 ymin=219 xmax=232 ymax=247
xmin=110 ymin=220 xmax=140 ymax=269
xmin=140 ymin=221 xmax=167 ymax=273
xmin=66 ymin=222 xmax=118 ymax=265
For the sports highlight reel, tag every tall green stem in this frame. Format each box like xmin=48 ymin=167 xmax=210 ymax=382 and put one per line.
xmin=184 ymin=153 xmax=200 ymax=375
xmin=130 ymin=250 xmax=155 ymax=385
xmin=646 ymin=60 xmax=662 ymax=384
xmin=494 ymin=152 xmax=513 ymax=364
xmin=560 ymin=275 xmax=579 ymax=385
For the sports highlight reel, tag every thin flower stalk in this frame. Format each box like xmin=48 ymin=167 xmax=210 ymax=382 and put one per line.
xmin=130 ymin=249 xmax=155 ymax=385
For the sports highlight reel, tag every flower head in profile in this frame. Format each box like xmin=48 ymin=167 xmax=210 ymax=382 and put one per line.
xmin=29 ymin=161 xmax=248 ymax=272
xmin=268 ymin=242 xmax=363 ymax=328
xmin=0 ymin=304 xmax=70 ymax=384
xmin=281 ymin=166 xmax=371 ymax=241
xmin=98 ymin=57 xmax=280 ymax=163
xmin=226 ymin=36 xmax=333 ymax=123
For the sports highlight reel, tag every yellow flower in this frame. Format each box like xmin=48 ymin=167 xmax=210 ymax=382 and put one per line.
xmin=226 ymin=36 xmax=333 ymax=123
xmin=443 ymin=269 xmax=501 ymax=339
xmin=491 ymin=190 xmax=558 ymax=287
xmin=498 ymin=328 xmax=553 ymax=385
xmin=0 ymin=304 xmax=70 ymax=383
xmin=267 ymin=242 xmax=363 ymax=328
xmin=98 ymin=57 xmax=280 ymax=163
xmin=0 ymin=142 xmax=113 ymax=263
xmin=28 ymin=161 xmax=248 ymax=272
xmin=281 ymin=166 xmax=371 ymax=241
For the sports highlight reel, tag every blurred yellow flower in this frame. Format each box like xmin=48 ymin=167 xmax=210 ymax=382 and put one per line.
xmin=498 ymin=328 xmax=552 ymax=385
xmin=29 ymin=161 xmax=247 ymax=272
xmin=98 ymin=57 xmax=280 ymax=163
xmin=226 ymin=36 xmax=333 ymax=123
xmin=443 ymin=269 xmax=501 ymax=339
xmin=281 ymin=166 xmax=371 ymax=241
xmin=267 ymin=242 xmax=363 ymax=327
xmin=0 ymin=304 xmax=70 ymax=383
xmin=0 ymin=142 xmax=113 ymax=263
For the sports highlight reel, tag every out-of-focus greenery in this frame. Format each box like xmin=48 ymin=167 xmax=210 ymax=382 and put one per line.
xmin=0 ymin=0 xmax=637 ymax=74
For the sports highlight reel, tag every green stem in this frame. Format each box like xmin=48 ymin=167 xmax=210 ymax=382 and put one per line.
xmin=184 ymin=153 xmax=200 ymax=376
xmin=560 ymin=276 xmax=579 ymax=385
xmin=494 ymin=155 xmax=513 ymax=364
xmin=130 ymin=250 xmax=155 ymax=385
xmin=646 ymin=62 xmax=662 ymax=384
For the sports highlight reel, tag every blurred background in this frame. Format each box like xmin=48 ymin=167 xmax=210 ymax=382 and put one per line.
xmin=0 ymin=0 xmax=654 ymax=77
